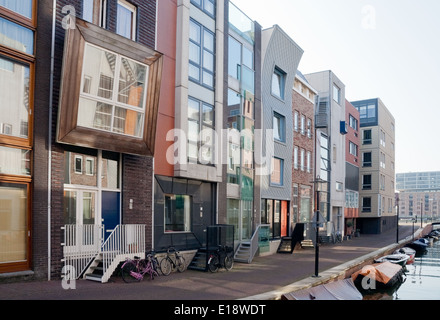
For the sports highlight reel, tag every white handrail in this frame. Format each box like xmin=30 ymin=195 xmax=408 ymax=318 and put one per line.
xmin=101 ymin=224 xmax=146 ymax=275
xmin=62 ymin=224 xmax=103 ymax=279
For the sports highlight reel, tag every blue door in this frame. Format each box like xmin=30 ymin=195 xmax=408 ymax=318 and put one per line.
xmin=102 ymin=191 xmax=120 ymax=241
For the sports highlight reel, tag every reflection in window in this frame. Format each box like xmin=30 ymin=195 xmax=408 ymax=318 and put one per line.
xmin=272 ymin=67 xmax=285 ymax=99
xmin=0 ymin=56 xmax=30 ymax=139
xmin=0 ymin=17 xmax=34 ymax=54
xmin=64 ymin=151 xmax=98 ymax=187
xmin=101 ymin=151 xmax=120 ymax=189
xmin=0 ymin=146 xmax=30 ymax=176
xmin=164 ymin=195 xmax=191 ymax=232
xmin=78 ymin=43 xmax=148 ymax=138
xmin=187 ymin=97 xmax=215 ymax=165
xmin=0 ymin=182 xmax=28 ymax=263
xmin=63 ymin=190 xmax=77 ymax=225
xmin=273 ymin=112 xmax=285 ymax=142
xmin=189 ymin=19 xmax=215 ymax=88
xmin=0 ymin=0 xmax=33 ymax=19
xmin=271 ymin=157 xmax=283 ymax=186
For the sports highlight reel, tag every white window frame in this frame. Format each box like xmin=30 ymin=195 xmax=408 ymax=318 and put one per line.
xmin=117 ymin=0 xmax=137 ymax=41
xmin=78 ymin=42 xmax=149 ymax=138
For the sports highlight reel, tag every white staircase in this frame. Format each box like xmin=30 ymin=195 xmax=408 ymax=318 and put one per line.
xmin=234 ymin=242 xmax=252 ymax=263
xmin=234 ymin=225 xmax=270 ymax=264
xmin=62 ymin=224 xmax=146 ymax=284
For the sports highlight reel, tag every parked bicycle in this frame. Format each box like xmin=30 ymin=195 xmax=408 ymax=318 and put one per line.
xmin=160 ymin=246 xmax=186 ymax=276
xmin=208 ymin=245 xmax=234 ymax=273
xmin=121 ymin=252 xmax=159 ymax=283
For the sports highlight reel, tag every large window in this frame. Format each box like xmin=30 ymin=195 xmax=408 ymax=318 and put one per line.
xmin=82 ymin=0 xmax=107 ymax=27
xmin=191 ymin=0 xmax=215 ymax=17
xmin=273 ymin=112 xmax=285 ymax=142
xmin=164 ymin=195 xmax=191 ymax=233
xmin=271 ymin=157 xmax=283 ymax=186
xmin=57 ymin=19 xmax=163 ymax=156
xmin=188 ymin=97 xmax=215 ymax=165
xmin=228 ymin=35 xmax=254 ymax=94
xmin=272 ymin=67 xmax=285 ymax=99
xmin=362 ymin=175 xmax=372 ymax=190
xmin=189 ymin=19 xmax=215 ymax=89
xmin=362 ymin=197 xmax=372 ymax=212
xmin=78 ymin=43 xmax=148 ymax=138
xmin=0 ymin=0 xmax=35 ymax=273
xmin=0 ymin=182 xmax=28 ymax=264
xmin=333 ymin=84 xmax=340 ymax=104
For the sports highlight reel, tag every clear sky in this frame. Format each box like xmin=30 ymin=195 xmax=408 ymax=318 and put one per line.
xmin=232 ymin=0 xmax=440 ymax=174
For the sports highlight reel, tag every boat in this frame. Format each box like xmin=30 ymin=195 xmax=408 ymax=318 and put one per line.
xmin=427 ymin=231 xmax=439 ymax=241
xmin=374 ymin=253 xmax=410 ymax=267
xmin=405 ymin=239 xmax=428 ymax=253
xmin=282 ymin=278 xmax=363 ymax=300
xmin=393 ymin=247 xmax=416 ymax=264
xmin=351 ymin=261 xmax=404 ymax=292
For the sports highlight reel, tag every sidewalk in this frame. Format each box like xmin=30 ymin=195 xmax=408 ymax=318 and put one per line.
xmin=0 ymin=225 xmax=416 ymax=300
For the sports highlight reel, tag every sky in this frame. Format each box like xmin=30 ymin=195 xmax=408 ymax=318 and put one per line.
xmin=231 ymin=0 xmax=440 ymax=174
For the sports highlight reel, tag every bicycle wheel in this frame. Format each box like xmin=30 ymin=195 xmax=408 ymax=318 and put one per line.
xmin=176 ymin=255 xmax=186 ymax=273
xmin=208 ymin=254 xmax=219 ymax=273
xmin=152 ymin=257 xmax=162 ymax=276
xmin=224 ymin=255 xmax=233 ymax=271
xmin=121 ymin=261 xmax=139 ymax=283
xmin=160 ymin=257 xmax=172 ymax=276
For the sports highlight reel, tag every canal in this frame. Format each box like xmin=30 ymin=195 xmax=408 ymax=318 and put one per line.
xmin=365 ymin=236 xmax=440 ymax=300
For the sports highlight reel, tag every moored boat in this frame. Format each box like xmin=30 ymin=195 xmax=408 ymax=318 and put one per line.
xmin=405 ymin=239 xmax=428 ymax=253
xmin=394 ymin=247 xmax=416 ymax=264
xmin=374 ymin=253 xmax=410 ymax=267
xmin=352 ymin=261 xmax=404 ymax=292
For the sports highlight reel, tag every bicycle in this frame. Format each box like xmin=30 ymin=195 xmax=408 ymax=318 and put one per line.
xmin=121 ymin=253 xmax=159 ymax=283
xmin=208 ymin=245 xmax=234 ymax=273
xmin=160 ymin=246 xmax=186 ymax=276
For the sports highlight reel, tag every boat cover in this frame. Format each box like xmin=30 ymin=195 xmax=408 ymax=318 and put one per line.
xmin=351 ymin=261 xmax=402 ymax=286
xmin=282 ymin=278 xmax=363 ymax=300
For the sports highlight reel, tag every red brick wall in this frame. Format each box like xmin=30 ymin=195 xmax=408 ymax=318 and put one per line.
xmin=292 ymin=89 xmax=315 ymax=222
xmin=345 ymin=100 xmax=360 ymax=166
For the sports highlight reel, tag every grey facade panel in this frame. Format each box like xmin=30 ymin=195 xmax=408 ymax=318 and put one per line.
xmin=260 ymin=25 xmax=303 ymax=200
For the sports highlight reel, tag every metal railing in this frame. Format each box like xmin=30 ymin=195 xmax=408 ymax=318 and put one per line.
xmin=62 ymin=224 xmax=146 ymax=281
xmin=62 ymin=224 xmax=104 ymax=280
xmin=249 ymin=224 xmax=269 ymax=263
xmin=101 ymin=224 xmax=146 ymax=279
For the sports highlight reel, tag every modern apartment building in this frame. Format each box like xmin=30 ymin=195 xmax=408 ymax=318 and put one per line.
xmin=304 ymin=71 xmax=347 ymax=237
xmin=258 ymin=25 xmax=303 ymax=249
xmin=351 ymin=98 xmax=396 ymax=234
xmin=396 ymin=171 xmax=440 ymax=221
xmin=344 ymin=100 xmax=360 ymax=236
xmin=292 ymin=71 xmax=316 ymax=227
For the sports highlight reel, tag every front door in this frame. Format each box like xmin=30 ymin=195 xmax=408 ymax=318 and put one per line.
xmin=281 ymin=200 xmax=288 ymax=237
xmin=101 ymin=191 xmax=120 ymax=241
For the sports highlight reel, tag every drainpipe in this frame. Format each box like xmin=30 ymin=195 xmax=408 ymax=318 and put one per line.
xmin=47 ymin=0 xmax=57 ymax=281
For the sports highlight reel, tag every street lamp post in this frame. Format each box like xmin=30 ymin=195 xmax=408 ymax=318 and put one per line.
xmin=311 ymin=177 xmax=324 ymax=278
xmin=395 ymin=193 xmax=399 ymax=244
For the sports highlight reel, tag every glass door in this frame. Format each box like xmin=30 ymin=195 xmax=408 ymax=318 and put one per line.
xmin=64 ymin=189 xmax=98 ymax=226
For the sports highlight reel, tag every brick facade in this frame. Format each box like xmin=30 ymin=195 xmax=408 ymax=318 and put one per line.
xmin=29 ymin=0 xmax=158 ymax=280
xmin=292 ymin=77 xmax=315 ymax=225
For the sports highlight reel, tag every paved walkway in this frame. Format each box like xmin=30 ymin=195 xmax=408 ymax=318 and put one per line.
xmin=0 ymin=225 xmax=418 ymax=300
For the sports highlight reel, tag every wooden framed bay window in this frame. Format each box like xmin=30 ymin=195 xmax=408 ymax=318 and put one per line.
xmin=57 ymin=19 xmax=163 ymax=156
